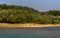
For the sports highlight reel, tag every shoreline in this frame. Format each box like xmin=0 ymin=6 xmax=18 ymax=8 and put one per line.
xmin=0 ymin=23 xmax=60 ymax=28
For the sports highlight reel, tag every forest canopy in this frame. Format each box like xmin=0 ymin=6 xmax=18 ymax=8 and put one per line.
xmin=0 ymin=4 xmax=60 ymax=24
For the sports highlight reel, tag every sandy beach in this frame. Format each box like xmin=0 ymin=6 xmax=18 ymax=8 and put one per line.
xmin=0 ymin=23 xmax=60 ymax=28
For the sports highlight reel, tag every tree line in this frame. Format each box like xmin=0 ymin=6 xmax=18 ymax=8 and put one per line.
xmin=0 ymin=4 xmax=60 ymax=24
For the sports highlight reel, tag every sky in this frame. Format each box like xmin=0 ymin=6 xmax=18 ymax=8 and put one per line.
xmin=0 ymin=0 xmax=60 ymax=11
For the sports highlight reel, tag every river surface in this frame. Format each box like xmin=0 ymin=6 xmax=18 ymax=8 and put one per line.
xmin=0 ymin=27 xmax=60 ymax=38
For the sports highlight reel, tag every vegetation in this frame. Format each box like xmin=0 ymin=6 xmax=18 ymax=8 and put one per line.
xmin=0 ymin=4 xmax=60 ymax=24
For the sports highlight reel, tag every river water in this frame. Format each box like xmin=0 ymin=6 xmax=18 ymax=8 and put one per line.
xmin=0 ymin=27 xmax=60 ymax=38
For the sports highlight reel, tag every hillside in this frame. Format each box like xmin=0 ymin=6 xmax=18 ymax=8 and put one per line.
xmin=0 ymin=4 xmax=60 ymax=24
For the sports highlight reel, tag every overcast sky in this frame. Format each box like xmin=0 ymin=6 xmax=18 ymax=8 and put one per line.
xmin=0 ymin=0 xmax=60 ymax=11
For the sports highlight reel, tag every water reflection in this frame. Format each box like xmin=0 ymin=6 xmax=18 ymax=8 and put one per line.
xmin=0 ymin=27 xmax=60 ymax=38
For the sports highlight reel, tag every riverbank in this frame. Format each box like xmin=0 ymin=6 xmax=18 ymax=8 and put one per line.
xmin=0 ymin=23 xmax=60 ymax=28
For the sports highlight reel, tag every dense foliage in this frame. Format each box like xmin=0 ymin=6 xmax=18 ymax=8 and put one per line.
xmin=0 ymin=4 xmax=60 ymax=24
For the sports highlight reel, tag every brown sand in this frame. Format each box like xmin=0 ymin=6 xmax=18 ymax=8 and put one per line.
xmin=0 ymin=23 xmax=60 ymax=28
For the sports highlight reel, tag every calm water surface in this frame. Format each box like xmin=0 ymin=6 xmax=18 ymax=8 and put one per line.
xmin=0 ymin=27 xmax=60 ymax=38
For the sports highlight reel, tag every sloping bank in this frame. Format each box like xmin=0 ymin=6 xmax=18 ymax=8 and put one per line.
xmin=0 ymin=23 xmax=60 ymax=28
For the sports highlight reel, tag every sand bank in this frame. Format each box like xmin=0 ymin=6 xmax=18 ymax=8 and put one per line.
xmin=0 ymin=23 xmax=60 ymax=28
